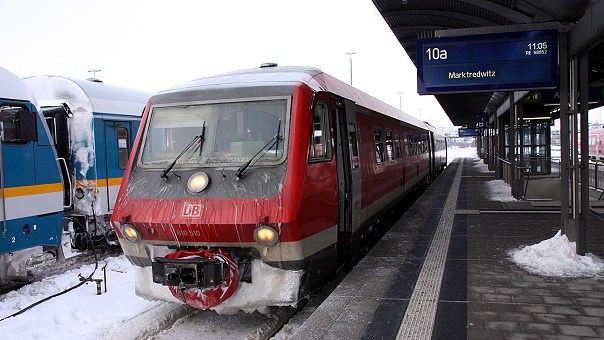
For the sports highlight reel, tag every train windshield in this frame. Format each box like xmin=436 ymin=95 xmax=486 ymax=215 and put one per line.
xmin=140 ymin=98 xmax=288 ymax=167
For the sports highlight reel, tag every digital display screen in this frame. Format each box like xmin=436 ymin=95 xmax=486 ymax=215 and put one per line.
xmin=416 ymin=30 xmax=558 ymax=94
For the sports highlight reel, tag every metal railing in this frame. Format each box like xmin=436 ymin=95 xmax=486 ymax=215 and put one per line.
xmin=497 ymin=155 xmax=603 ymax=199
xmin=588 ymin=161 xmax=604 ymax=193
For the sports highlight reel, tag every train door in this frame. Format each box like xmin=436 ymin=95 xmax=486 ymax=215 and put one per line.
xmin=333 ymin=98 xmax=361 ymax=263
xmin=104 ymin=121 xmax=131 ymax=211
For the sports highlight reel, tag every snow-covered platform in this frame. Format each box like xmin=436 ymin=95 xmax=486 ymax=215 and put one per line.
xmin=291 ymin=154 xmax=604 ymax=339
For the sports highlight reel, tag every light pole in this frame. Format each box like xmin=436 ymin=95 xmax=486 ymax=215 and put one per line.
xmin=397 ymin=91 xmax=405 ymax=111
xmin=345 ymin=52 xmax=356 ymax=85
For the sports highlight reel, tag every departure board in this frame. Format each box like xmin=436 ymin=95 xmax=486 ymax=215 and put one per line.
xmin=416 ymin=30 xmax=558 ymax=94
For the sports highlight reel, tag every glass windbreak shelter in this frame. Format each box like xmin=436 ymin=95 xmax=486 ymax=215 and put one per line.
xmin=504 ymin=120 xmax=552 ymax=175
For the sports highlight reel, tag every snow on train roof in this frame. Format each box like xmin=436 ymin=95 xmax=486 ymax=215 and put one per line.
xmin=0 ymin=67 xmax=36 ymax=104
xmin=23 ymin=75 xmax=152 ymax=116
xmin=158 ymin=66 xmax=427 ymax=130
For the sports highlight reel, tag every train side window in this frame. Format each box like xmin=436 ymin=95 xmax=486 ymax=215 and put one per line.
xmin=348 ymin=123 xmax=359 ymax=170
xmin=374 ymin=127 xmax=384 ymax=164
xmin=394 ymin=131 xmax=402 ymax=159
xmin=385 ymin=129 xmax=394 ymax=162
xmin=403 ymin=133 xmax=409 ymax=158
xmin=309 ymin=101 xmax=332 ymax=162
xmin=0 ymin=107 xmax=36 ymax=144
xmin=117 ymin=127 xmax=129 ymax=169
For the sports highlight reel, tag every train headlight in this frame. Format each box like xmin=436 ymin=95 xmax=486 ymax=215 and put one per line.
xmin=122 ymin=224 xmax=141 ymax=243
xmin=187 ymin=172 xmax=210 ymax=194
xmin=253 ymin=225 xmax=278 ymax=247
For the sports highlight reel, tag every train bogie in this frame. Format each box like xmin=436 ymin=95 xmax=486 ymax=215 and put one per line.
xmin=111 ymin=65 xmax=446 ymax=311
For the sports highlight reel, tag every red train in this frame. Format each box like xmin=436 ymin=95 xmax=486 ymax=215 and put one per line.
xmin=111 ymin=65 xmax=447 ymax=312
xmin=589 ymin=128 xmax=604 ymax=161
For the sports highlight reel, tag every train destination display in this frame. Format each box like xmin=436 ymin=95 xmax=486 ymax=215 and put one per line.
xmin=416 ymin=30 xmax=558 ymax=94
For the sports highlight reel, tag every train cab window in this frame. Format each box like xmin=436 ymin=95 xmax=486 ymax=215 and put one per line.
xmin=374 ymin=127 xmax=384 ymax=164
xmin=309 ymin=101 xmax=332 ymax=161
xmin=394 ymin=131 xmax=402 ymax=159
xmin=385 ymin=129 xmax=394 ymax=162
xmin=117 ymin=127 xmax=129 ymax=169
xmin=0 ymin=106 xmax=36 ymax=144
xmin=348 ymin=123 xmax=359 ymax=170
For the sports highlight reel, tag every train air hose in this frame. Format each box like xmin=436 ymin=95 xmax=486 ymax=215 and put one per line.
xmin=165 ymin=248 xmax=239 ymax=309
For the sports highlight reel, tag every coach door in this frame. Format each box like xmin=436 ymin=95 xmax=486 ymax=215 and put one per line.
xmin=334 ymin=98 xmax=362 ymax=262
xmin=104 ymin=121 xmax=132 ymax=211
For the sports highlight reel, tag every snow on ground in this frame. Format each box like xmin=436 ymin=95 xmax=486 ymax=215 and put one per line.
xmin=0 ymin=255 xmax=162 ymax=340
xmin=484 ymin=179 xmax=517 ymax=202
xmin=509 ymin=231 xmax=604 ymax=278
xmin=451 ymin=147 xmax=604 ymax=278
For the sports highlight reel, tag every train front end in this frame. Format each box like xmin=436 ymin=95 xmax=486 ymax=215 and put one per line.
xmin=111 ymin=69 xmax=324 ymax=312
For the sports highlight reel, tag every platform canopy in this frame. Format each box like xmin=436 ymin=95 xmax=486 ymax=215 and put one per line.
xmin=372 ymin=0 xmax=604 ymax=126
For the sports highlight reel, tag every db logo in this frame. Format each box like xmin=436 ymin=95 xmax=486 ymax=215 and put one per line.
xmin=182 ymin=203 xmax=203 ymax=217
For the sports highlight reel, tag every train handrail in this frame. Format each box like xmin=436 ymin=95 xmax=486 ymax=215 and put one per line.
xmin=57 ymin=157 xmax=73 ymax=209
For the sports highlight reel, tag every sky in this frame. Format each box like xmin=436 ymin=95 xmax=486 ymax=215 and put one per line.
xmin=0 ymin=0 xmax=453 ymax=128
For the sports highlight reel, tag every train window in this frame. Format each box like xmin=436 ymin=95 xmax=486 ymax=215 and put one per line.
xmin=117 ymin=127 xmax=129 ymax=169
xmin=394 ymin=131 xmax=402 ymax=159
xmin=0 ymin=106 xmax=36 ymax=144
xmin=385 ymin=129 xmax=394 ymax=162
xmin=374 ymin=127 xmax=384 ymax=164
xmin=348 ymin=123 xmax=359 ymax=170
xmin=403 ymin=133 xmax=409 ymax=158
xmin=309 ymin=101 xmax=332 ymax=161
xmin=141 ymin=98 xmax=287 ymax=167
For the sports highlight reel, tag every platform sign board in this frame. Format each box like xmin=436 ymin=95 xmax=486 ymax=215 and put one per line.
xmin=417 ymin=30 xmax=558 ymax=94
xmin=458 ymin=128 xmax=480 ymax=137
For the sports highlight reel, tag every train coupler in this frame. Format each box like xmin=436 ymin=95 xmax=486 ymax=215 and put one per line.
xmin=152 ymin=257 xmax=225 ymax=288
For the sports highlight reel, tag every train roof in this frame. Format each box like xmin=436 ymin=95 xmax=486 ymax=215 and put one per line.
xmin=23 ymin=75 xmax=152 ymax=116
xmin=0 ymin=67 xmax=36 ymax=104
xmin=157 ymin=66 xmax=427 ymax=130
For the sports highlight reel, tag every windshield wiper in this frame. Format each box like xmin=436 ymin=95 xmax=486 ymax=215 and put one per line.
xmin=160 ymin=121 xmax=206 ymax=180
xmin=236 ymin=120 xmax=282 ymax=178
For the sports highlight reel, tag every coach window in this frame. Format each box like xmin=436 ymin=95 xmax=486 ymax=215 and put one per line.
xmin=348 ymin=123 xmax=359 ymax=170
xmin=403 ymin=133 xmax=410 ymax=158
xmin=374 ymin=127 xmax=384 ymax=164
xmin=117 ymin=127 xmax=129 ymax=169
xmin=394 ymin=131 xmax=402 ymax=159
xmin=385 ymin=129 xmax=394 ymax=162
xmin=0 ymin=106 xmax=36 ymax=144
xmin=408 ymin=134 xmax=414 ymax=156
xmin=309 ymin=100 xmax=332 ymax=161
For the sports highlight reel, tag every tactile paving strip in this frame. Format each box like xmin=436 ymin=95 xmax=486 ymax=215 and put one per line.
xmin=396 ymin=159 xmax=464 ymax=340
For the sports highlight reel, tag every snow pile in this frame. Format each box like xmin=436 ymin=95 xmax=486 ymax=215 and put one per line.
xmin=509 ymin=231 xmax=604 ymax=278
xmin=485 ymin=179 xmax=517 ymax=202
xmin=0 ymin=255 xmax=160 ymax=340
xmin=473 ymin=160 xmax=490 ymax=173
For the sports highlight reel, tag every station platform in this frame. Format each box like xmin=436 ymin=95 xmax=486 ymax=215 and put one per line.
xmin=291 ymin=154 xmax=604 ymax=339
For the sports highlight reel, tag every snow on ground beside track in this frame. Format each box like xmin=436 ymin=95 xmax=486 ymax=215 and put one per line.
xmin=0 ymin=255 xmax=163 ymax=340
